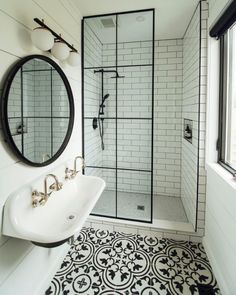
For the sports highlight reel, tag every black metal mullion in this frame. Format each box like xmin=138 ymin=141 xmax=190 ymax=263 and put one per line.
xmin=115 ymin=14 xmax=118 ymax=218
xmin=82 ymin=19 xmax=85 ymax=174
xmin=20 ymin=68 xmax=24 ymax=155
xmin=86 ymin=165 xmax=151 ymax=173
xmin=83 ymin=8 xmax=154 ymax=19
xmin=90 ymin=213 xmax=152 ymax=224
xmin=50 ymin=68 xmax=53 ymax=158
xmin=195 ymin=2 xmax=202 ymax=232
xmin=150 ymin=9 xmax=155 ymax=224
xmin=22 ymin=69 xmax=55 ymax=73
xmin=84 ymin=116 xmax=152 ymax=120
xmin=8 ymin=116 xmax=70 ymax=119
xmin=84 ymin=64 xmax=153 ymax=70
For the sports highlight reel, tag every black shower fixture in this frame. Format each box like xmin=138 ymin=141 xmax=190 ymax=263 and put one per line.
xmin=99 ymin=93 xmax=110 ymax=115
xmin=93 ymin=69 xmax=125 ymax=150
xmin=110 ymin=72 xmax=125 ymax=79
xmin=94 ymin=69 xmax=125 ymax=79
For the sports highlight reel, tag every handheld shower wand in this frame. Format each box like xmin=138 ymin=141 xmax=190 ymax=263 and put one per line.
xmin=98 ymin=93 xmax=110 ymax=150
xmin=99 ymin=93 xmax=110 ymax=115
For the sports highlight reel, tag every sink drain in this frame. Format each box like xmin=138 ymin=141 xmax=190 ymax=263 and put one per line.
xmin=67 ymin=214 xmax=76 ymax=221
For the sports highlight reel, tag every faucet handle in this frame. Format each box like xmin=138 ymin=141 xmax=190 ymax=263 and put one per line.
xmin=65 ymin=168 xmax=75 ymax=180
xmin=32 ymin=190 xmax=47 ymax=208
xmin=49 ymin=182 xmax=63 ymax=191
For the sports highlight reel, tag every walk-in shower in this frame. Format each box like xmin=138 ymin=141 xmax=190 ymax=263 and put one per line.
xmin=82 ymin=6 xmax=203 ymax=231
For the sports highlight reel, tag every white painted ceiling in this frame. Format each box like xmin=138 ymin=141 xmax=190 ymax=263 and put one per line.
xmin=73 ymin=0 xmax=199 ymax=40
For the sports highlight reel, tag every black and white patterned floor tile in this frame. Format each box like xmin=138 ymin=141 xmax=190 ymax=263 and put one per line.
xmin=45 ymin=227 xmax=221 ymax=295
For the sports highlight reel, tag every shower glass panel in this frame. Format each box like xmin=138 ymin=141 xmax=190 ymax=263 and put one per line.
xmin=117 ymin=119 xmax=152 ymax=170
xmin=85 ymin=167 xmax=116 ymax=217
xmin=117 ymin=66 xmax=153 ymax=118
xmin=117 ymin=170 xmax=151 ymax=221
xmin=117 ymin=11 xmax=153 ymax=66
xmin=82 ymin=9 xmax=154 ymax=223
xmin=84 ymin=117 xmax=116 ymax=168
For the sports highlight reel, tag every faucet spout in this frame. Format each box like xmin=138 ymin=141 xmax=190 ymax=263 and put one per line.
xmin=44 ymin=174 xmax=63 ymax=198
xmin=32 ymin=173 xmax=63 ymax=208
xmin=73 ymin=156 xmax=85 ymax=176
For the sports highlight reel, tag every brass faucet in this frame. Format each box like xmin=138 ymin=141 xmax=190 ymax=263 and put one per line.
xmin=65 ymin=156 xmax=85 ymax=180
xmin=74 ymin=156 xmax=86 ymax=174
xmin=32 ymin=174 xmax=63 ymax=208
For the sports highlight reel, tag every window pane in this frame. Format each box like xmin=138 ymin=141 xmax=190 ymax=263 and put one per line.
xmin=225 ymin=23 xmax=236 ymax=169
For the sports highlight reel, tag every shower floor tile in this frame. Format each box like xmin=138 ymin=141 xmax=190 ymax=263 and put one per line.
xmin=45 ymin=227 xmax=221 ymax=295
xmin=154 ymin=195 xmax=188 ymax=222
xmin=92 ymin=190 xmax=187 ymax=223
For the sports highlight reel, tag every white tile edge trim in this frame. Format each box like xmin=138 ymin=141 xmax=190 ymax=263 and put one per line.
xmin=87 ymin=215 xmax=194 ymax=233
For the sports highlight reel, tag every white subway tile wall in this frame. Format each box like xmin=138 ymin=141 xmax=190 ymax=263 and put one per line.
xmin=181 ymin=1 xmax=207 ymax=236
xmin=154 ymin=39 xmax=183 ymax=198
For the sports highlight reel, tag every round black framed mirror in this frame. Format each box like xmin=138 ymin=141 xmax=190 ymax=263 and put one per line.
xmin=0 ymin=55 xmax=74 ymax=167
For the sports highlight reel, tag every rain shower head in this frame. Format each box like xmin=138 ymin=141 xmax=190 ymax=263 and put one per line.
xmin=110 ymin=73 xmax=125 ymax=79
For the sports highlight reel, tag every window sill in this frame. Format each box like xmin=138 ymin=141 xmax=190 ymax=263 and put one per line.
xmin=206 ymin=162 xmax=236 ymax=190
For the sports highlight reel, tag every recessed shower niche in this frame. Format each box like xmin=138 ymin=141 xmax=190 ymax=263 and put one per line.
xmin=82 ymin=6 xmax=203 ymax=231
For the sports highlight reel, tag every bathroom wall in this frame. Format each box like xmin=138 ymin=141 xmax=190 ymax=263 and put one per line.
xmin=154 ymin=39 xmax=183 ymax=197
xmin=0 ymin=0 xmax=82 ymax=294
xmin=181 ymin=1 xmax=208 ymax=233
xmin=204 ymin=0 xmax=236 ymax=294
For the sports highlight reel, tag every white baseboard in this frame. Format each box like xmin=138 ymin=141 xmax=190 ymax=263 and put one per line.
xmin=202 ymin=236 xmax=229 ymax=295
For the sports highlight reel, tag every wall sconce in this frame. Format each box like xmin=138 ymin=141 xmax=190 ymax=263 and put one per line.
xmin=51 ymin=40 xmax=70 ymax=61
xmin=67 ymin=51 xmax=80 ymax=66
xmin=31 ymin=18 xmax=79 ymax=66
xmin=31 ymin=26 xmax=54 ymax=51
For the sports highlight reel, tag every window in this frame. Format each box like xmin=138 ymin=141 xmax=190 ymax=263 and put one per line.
xmin=210 ymin=0 xmax=236 ymax=174
xmin=218 ymin=22 xmax=236 ymax=173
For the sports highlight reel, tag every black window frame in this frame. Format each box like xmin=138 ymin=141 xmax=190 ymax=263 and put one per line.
xmin=217 ymin=31 xmax=236 ymax=175
xmin=210 ymin=0 xmax=236 ymax=175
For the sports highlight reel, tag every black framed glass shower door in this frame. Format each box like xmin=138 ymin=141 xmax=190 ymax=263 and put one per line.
xmin=82 ymin=9 xmax=154 ymax=223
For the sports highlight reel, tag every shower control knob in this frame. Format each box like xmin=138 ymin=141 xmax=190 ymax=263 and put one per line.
xmin=92 ymin=117 xmax=98 ymax=129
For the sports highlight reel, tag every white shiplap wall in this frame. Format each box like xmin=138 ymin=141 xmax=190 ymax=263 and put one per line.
xmin=0 ymin=0 xmax=82 ymax=294
xmin=205 ymin=0 xmax=236 ymax=294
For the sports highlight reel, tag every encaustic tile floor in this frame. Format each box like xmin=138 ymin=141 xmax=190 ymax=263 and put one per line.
xmin=45 ymin=227 xmax=221 ymax=295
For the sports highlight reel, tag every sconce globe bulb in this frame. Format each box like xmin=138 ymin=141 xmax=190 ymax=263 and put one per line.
xmin=31 ymin=27 xmax=54 ymax=51
xmin=51 ymin=41 xmax=70 ymax=61
xmin=67 ymin=51 xmax=80 ymax=66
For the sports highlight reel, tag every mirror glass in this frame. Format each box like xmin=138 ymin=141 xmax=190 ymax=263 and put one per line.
xmin=2 ymin=56 xmax=74 ymax=166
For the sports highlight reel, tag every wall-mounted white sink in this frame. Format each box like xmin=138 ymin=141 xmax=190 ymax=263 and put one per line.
xmin=2 ymin=175 xmax=105 ymax=246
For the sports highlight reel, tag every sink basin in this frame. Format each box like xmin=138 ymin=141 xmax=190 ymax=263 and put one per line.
xmin=2 ymin=175 xmax=105 ymax=245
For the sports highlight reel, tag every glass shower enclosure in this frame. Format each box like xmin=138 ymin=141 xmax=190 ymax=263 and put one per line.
xmin=82 ymin=9 xmax=155 ymax=223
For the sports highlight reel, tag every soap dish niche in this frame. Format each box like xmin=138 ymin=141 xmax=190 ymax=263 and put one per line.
xmin=184 ymin=119 xmax=192 ymax=143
